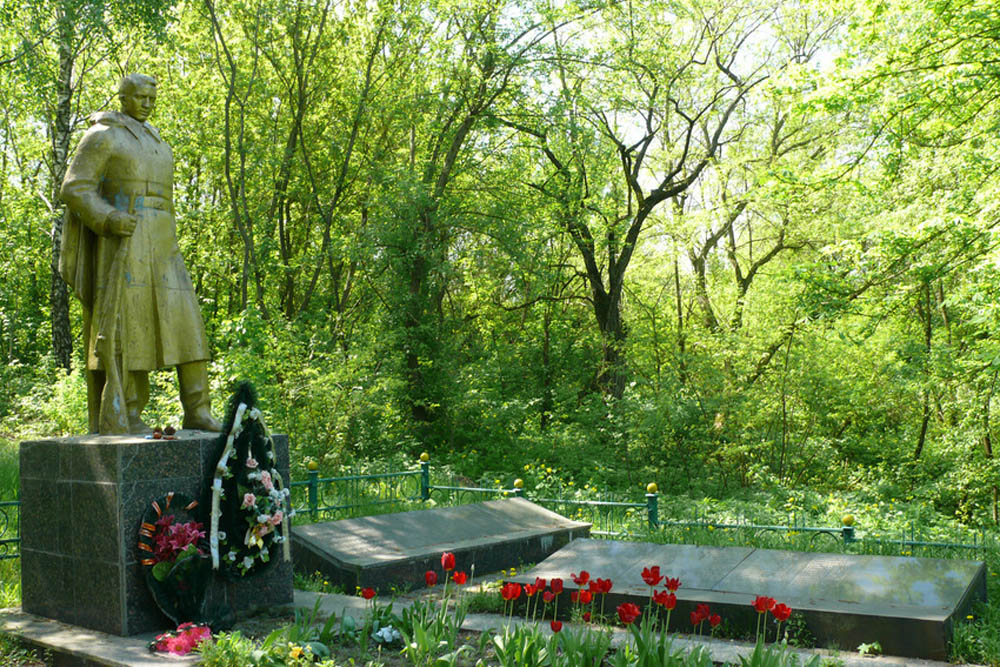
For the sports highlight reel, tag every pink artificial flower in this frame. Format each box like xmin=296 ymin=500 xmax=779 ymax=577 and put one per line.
xmin=268 ymin=510 xmax=284 ymax=526
xmin=245 ymin=456 xmax=259 ymax=469
xmin=241 ymin=493 xmax=256 ymax=509
xmin=260 ymin=470 xmax=274 ymax=491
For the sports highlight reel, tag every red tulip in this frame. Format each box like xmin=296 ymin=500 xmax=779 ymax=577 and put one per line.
xmin=580 ymin=590 xmax=593 ymax=604
xmin=571 ymin=571 xmax=590 ymax=586
xmin=441 ymin=552 xmax=455 ymax=572
xmin=361 ymin=587 xmax=376 ymax=600
xmin=525 ymin=584 xmax=537 ymax=597
xmin=690 ymin=610 xmax=702 ymax=626
xmin=534 ymin=577 xmax=546 ymax=591
xmin=583 ymin=611 xmax=591 ymax=622
xmin=500 ymin=582 xmax=522 ymax=601
xmin=617 ymin=602 xmax=641 ymax=626
xmin=425 ymin=571 xmax=437 ymax=587
xmin=570 ymin=591 xmax=579 ymax=603
xmin=542 ymin=591 xmax=555 ymax=603
xmin=771 ymin=603 xmax=792 ymax=622
xmin=752 ymin=595 xmax=776 ymax=613
xmin=452 ymin=571 xmax=467 ymax=585
xmin=592 ymin=578 xmax=613 ymax=594
xmin=709 ymin=613 xmax=721 ymax=628
xmin=652 ymin=590 xmax=676 ymax=610
xmin=641 ymin=565 xmax=663 ymax=587
xmin=550 ymin=620 xmax=562 ymax=633
xmin=695 ymin=603 xmax=711 ymax=619
xmin=550 ymin=578 xmax=564 ymax=594
xmin=664 ymin=577 xmax=681 ymax=592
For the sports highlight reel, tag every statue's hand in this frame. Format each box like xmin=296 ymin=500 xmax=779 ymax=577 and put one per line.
xmin=107 ymin=210 xmax=138 ymax=237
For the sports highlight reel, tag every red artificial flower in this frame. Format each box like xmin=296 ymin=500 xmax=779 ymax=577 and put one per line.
xmin=771 ymin=603 xmax=792 ymax=622
xmin=542 ymin=591 xmax=555 ymax=603
xmin=525 ymin=584 xmax=538 ymax=597
xmin=550 ymin=578 xmax=564 ymax=594
xmin=583 ymin=611 xmax=591 ymax=622
xmin=752 ymin=595 xmax=776 ymax=613
xmin=617 ymin=602 xmax=641 ymax=626
xmin=580 ymin=590 xmax=593 ymax=604
xmin=709 ymin=613 xmax=722 ymax=628
xmin=425 ymin=570 xmax=438 ymax=587
xmin=452 ymin=571 xmax=468 ymax=585
xmin=652 ymin=590 xmax=676 ymax=610
xmin=441 ymin=552 xmax=455 ymax=572
xmin=500 ymin=582 xmax=522 ymax=601
xmin=641 ymin=565 xmax=663 ymax=587
xmin=572 ymin=570 xmax=590 ymax=586
xmin=664 ymin=577 xmax=681 ymax=592
xmin=550 ymin=620 xmax=563 ymax=633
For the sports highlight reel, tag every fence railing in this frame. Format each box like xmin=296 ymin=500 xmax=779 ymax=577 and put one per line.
xmin=2 ymin=456 xmax=995 ymax=561
xmin=0 ymin=500 xmax=20 ymax=561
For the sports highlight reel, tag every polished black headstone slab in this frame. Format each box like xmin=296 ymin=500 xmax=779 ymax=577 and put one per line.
xmin=509 ymin=538 xmax=986 ymax=660
xmin=292 ymin=498 xmax=590 ymax=592
xmin=19 ymin=432 xmax=294 ymax=636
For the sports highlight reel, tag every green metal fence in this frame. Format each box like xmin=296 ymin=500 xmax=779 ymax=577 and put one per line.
xmin=2 ymin=456 xmax=996 ymax=560
xmin=0 ymin=500 xmax=19 ymax=561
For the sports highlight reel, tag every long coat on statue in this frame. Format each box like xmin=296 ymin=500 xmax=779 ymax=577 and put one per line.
xmin=59 ymin=110 xmax=210 ymax=371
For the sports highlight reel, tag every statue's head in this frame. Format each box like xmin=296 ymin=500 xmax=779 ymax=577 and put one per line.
xmin=118 ymin=73 xmax=157 ymax=122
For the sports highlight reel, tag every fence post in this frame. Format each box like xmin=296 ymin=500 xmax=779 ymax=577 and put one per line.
xmin=841 ymin=514 xmax=855 ymax=545
xmin=420 ymin=453 xmax=430 ymax=501
xmin=646 ymin=482 xmax=659 ymax=530
xmin=307 ymin=465 xmax=319 ymax=521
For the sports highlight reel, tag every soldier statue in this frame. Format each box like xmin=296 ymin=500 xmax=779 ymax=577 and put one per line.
xmin=59 ymin=73 xmax=221 ymax=434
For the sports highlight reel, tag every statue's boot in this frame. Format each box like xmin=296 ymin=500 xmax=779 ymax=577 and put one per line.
xmin=127 ymin=371 xmax=151 ymax=433
xmin=178 ymin=361 xmax=222 ymax=431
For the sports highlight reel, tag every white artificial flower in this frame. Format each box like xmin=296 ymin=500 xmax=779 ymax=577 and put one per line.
xmin=257 ymin=514 xmax=270 ymax=524
xmin=249 ymin=407 xmax=262 ymax=420
xmin=273 ymin=535 xmax=284 ymax=544
xmin=247 ymin=471 xmax=260 ymax=481
xmin=242 ymin=556 xmax=254 ymax=569
xmin=218 ymin=531 xmax=227 ymax=541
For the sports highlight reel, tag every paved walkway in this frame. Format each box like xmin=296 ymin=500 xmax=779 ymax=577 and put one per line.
xmin=0 ymin=588 xmax=978 ymax=666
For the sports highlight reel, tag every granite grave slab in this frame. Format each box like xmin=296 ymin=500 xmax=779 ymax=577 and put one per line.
xmin=508 ymin=538 xmax=986 ymax=660
xmin=291 ymin=498 xmax=590 ymax=592
xmin=19 ymin=431 xmax=294 ymax=636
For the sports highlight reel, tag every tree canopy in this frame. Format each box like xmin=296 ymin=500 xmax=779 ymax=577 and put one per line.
xmin=4 ymin=0 xmax=1000 ymax=526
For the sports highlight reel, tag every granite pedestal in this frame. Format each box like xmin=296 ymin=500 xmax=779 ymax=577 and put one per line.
xmin=509 ymin=539 xmax=986 ymax=660
xmin=19 ymin=431 xmax=294 ymax=636
xmin=292 ymin=498 xmax=591 ymax=592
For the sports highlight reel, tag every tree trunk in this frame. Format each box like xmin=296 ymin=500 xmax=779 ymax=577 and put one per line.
xmin=49 ymin=10 xmax=75 ymax=371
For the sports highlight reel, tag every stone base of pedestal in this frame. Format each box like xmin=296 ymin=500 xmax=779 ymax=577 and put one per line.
xmin=19 ymin=431 xmax=293 ymax=636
